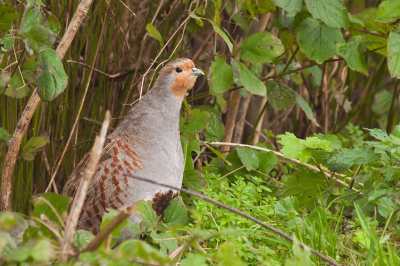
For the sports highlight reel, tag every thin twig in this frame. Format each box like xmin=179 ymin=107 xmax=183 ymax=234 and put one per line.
xmin=124 ymin=174 xmax=338 ymax=266
xmin=67 ymin=60 xmax=128 ymax=78
xmin=1 ymin=0 xmax=96 ymax=211
xmin=58 ymin=111 xmax=111 ymax=262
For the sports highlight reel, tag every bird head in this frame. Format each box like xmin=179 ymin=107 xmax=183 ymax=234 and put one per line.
xmin=157 ymin=58 xmax=204 ymax=100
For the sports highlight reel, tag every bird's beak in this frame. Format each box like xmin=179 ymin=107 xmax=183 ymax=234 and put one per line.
xmin=190 ymin=67 xmax=204 ymax=76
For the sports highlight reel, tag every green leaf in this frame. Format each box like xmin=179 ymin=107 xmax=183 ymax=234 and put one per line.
xmin=237 ymin=146 xmax=259 ymax=170
xmin=240 ymin=32 xmax=285 ymax=63
xmin=116 ymin=239 xmax=169 ymax=264
xmin=209 ymin=20 xmax=233 ymax=52
xmin=163 ymin=198 xmax=188 ymax=226
xmin=255 ymin=144 xmax=278 ymax=175
xmin=36 ymin=48 xmax=68 ymax=101
xmin=304 ymin=137 xmax=333 ymax=152
xmin=20 ymin=7 xmax=55 ymax=55
xmin=217 ymin=241 xmax=246 ymax=266
xmin=372 ymin=90 xmax=393 ymax=115
xmin=22 ymin=56 xmax=37 ymax=83
xmin=327 ymin=147 xmax=379 ymax=172
xmin=181 ymin=109 xmax=210 ymax=138
xmin=0 ymin=5 xmax=17 ymax=34
xmin=150 ymin=231 xmax=178 ymax=255
xmin=388 ymin=30 xmax=400 ymax=79
xmin=282 ymin=170 xmax=327 ymax=208
xmin=239 ymin=63 xmax=266 ymax=96
xmin=336 ymin=35 xmax=369 ymax=75
xmin=275 ymin=196 xmax=299 ymax=218
xmin=32 ymin=193 xmax=71 ymax=225
xmin=377 ymin=197 xmax=399 ymax=218
xmin=183 ymin=169 xmax=204 ymax=192
xmin=209 ymin=55 xmax=232 ymax=93
xmin=294 ymin=93 xmax=320 ymax=126
xmin=365 ymin=128 xmax=390 ymax=141
xmin=0 ymin=34 xmax=15 ymax=56
xmin=0 ymin=127 xmax=12 ymax=143
xmin=47 ymin=13 xmax=60 ymax=34
xmin=134 ymin=201 xmax=158 ymax=230
xmin=198 ymin=106 xmax=225 ymax=141
xmin=4 ymin=74 xmax=29 ymax=99
xmin=277 ymin=132 xmax=311 ymax=163
xmin=73 ymin=230 xmax=95 ymax=250
xmin=6 ymin=239 xmax=53 ymax=262
xmin=305 ymin=0 xmax=348 ymax=29
xmin=146 ymin=23 xmax=164 ymax=46
xmin=181 ymin=253 xmax=208 ymax=266
xmin=348 ymin=12 xmax=364 ymax=27
xmin=297 ymin=18 xmax=345 ymax=64
xmin=22 ymin=135 xmax=49 ymax=161
xmin=271 ymin=0 xmax=303 ymax=17
xmin=375 ymin=0 xmax=400 ymax=22
xmin=266 ymin=81 xmax=295 ymax=109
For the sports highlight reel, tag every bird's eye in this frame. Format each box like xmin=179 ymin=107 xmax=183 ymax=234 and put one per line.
xmin=175 ymin=67 xmax=183 ymax=73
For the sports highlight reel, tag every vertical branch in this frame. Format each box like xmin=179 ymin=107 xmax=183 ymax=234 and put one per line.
xmin=58 ymin=111 xmax=111 ymax=262
xmin=1 ymin=0 xmax=96 ymax=211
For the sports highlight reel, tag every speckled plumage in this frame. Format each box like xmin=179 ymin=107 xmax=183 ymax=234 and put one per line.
xmin=62 ymin=58 xmax=203 ymax=239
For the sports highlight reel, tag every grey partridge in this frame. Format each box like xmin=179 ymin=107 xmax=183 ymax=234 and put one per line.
xmin=62 ymin=58 xmax=204 ymax=238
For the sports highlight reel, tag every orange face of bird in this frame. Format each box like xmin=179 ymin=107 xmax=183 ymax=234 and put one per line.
xmin=159 ymin=59 xmax=204 ymax=100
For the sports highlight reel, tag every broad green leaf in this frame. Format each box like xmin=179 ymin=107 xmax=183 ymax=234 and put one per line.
xmin=278 ymin=132 xmax=312 ymax=163
xmin=20 ymin=7 xmax=55 ymax=55
xmin=377 ymin=197 xmax=399 ymax=218
xmin=305 ymin=0 xmax=348 ymax=29
xmin=183 ymin=169 xmax=204 ymax=192
xmin=181 ymin=253 xmax=207 ymax=266
xmin=388 ymin=31 xmax=400 ymax=79
xmin=282 ymin=170 xmax=327 ymax=208
xmin=348 ymin=13 xmax=364 ymax=27
xmin=0 ymin=127 xmax=12 ymax=143
xmin=314 ymin=133 xmax=342 ymax=150
xmin=295 ymin=93 xmax=320 ymax=126
xmin=0 ymin=5 xmax=17 ymax=34
xmin=209 ymin=56 xmax=232 ymax=93
xmin=297 ymin=18 xmax=344 ymax=64
xmin=240 ymin=32 xmax=284 ymax=63
xmin=0 ymin=34 xmax=15 ymax=56
xmin=231 ymin=58 xmax=242 ymax=86
xmin=237 ymin=146 xmax=259 ymax=170
xmin=375 ymin=0 xmax=400 ymax=22
xmin=117 ymin=239 xmax=169 ymax=264
xmin=181 ymin=109 xmax=210 ymax=138
xmin=5 ymin=239 xmax=53 ymax=262
xmin=266 ymin=81 xmax=295 ymax=109
xmin=304 ymin=137 xmax=333 ymax=152
xmin=372 ymin=90 xmax=393 ymax=115
xmin=327 ymin=147 xmax=379 ymax=172
xmin=217 ymin=241 xmax=246 ymax=266
xmin=47 ymin=13 xmax=60 ymax=34
xmin=146 ymin=23 xmax=164 ymax=46
xmin=239 ymin=63 xmax=266 ymax=96
xmin=209 ymin=20 xmax=233 ymax=52
xmin=73 ymin=230 xmax=94 ymax=250
xmin=133 ymin=201 xmax=158 ymax=230
xmin=365 ymin=128 xmax=390 ymax=141
xmin=36 ymin=48 xmax=68 ymax=101
xmin=255 ymin=143 xmax=278 ymax=175
xmin=22 ymin=135 xmax=49 ymax=161
xmin=4 ymin=74 xmax=29 ymax=99
xmin=163 ymin=198 xmax=188 ymax=226
xmin=198 ymin=106 xmax=225 ymax=141
xmin=22 ymin=56 xmax=37 ymax=83
xmin=150 ymin=231 xmax=178 ymax=255
xmin=271 ymin=0 xmax=303 ymax=17
xmin=0 ymin=232 xmax=17 ymax=258
xmin=275 ymin=196 xmax=299 ymax=217
xmin=32 ymin=193 xmax=71 ymax=225
xmin=336 ymin=35 xmax=369 ymax=75
xmin=255 ymin=0 xmax=276 ymax=15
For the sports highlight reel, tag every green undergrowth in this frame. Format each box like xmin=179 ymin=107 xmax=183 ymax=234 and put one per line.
xmin=1 ymin=123 xmax=400 ymax=265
